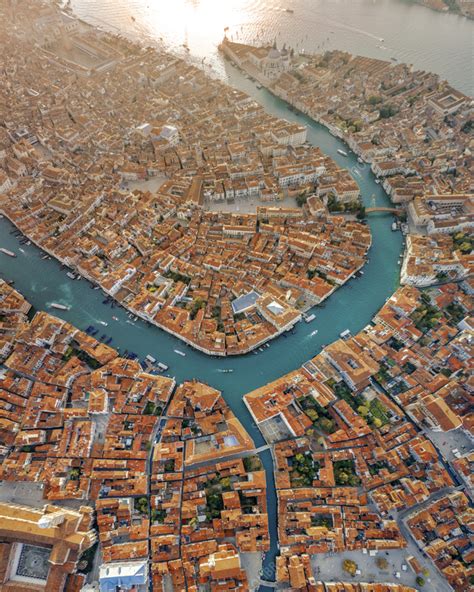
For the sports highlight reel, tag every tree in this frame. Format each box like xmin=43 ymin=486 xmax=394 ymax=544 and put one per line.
xmin=306 ymin=408 xmax=319 ymax=422
xmin=319 ymin=417 xmax=336 ymax=434
xmin=357 ymin=405 xmax=369 ymax=417
xmin=416 ymin=576 xmax=425 ymax=587
xmin=376 ymin=557 xmax=388 ymax=570
xmin=343 ymin=559 xmax=358 ymax=576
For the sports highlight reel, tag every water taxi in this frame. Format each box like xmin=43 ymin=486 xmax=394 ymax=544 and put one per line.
xmin=340 ymin=329 xmax=351 ymax=339
xmin=66 ymin=271 xmax=76 ymax=280
xmin=305 ymin=313 xmax=316 ymax=323
xmin=174 ymin=349 xmax=186 ymax=357
xmin=50 ymin=303 xmax=70 ymax=311
xmin=0 ymin=248 xmax=16 ymax=257
xmin=337 ymin=149 xmax=348 ymax=157
xmin=98 ymin=320 xmax=108 ymax=326
xmin=157 ymin=362 xmax=169 ymax=371
xmin=146 ymin=354 xmax=157 ymax=364
xmin=391 ymin=222 xmax=397 ymax=231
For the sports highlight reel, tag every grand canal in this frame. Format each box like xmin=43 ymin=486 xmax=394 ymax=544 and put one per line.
xmin=3 ymin=0 xmax=451 ymax=586
xmin=0 ymin=91 xmax=402 ymax=585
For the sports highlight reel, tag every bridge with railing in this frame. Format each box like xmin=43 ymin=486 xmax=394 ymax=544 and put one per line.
xmin=365 ymin=207 xmax=404 ymax=215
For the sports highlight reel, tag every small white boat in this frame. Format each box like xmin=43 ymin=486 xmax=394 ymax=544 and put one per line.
xmin=50 ymin=302 xmax=71 ymax=311
xmin=305 ymin=314 xmax=316 ymax=323
xmin=66 ymin=271 xmax=76 ymax=280
xmin=19 ymin=248 xmax=25 ymax=253
xmin=337 ymin=149 xmax=348 ymax=157
xmin=112 ymin=316 xmax=119 ymax=321
xmin=174 ymin=349 xmax=186 ymax=357
xmin=146 ymin=354 xmax=157 ymax=363
xmin=340 ymin=329 xmax=351 ymax=339
xmin=0 ymin=248 xmax=16 ymax=257
xmin=98 ymin=320 xmax=108 ymax=326
xmin=375 ymin=179 xmax=380 ymax=184
xmin=391 ymin=222 xmax=397 ymax=231
xmin=157 ymin=362 xmax=169 ymax=371
xmin=310 ymin=329 xmax=319 ymax=337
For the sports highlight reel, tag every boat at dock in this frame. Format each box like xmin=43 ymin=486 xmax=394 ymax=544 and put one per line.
xmin=146 ymin=354 xmax=157 ymax=364
xmin=340 ymin=329 xmax=351 ymax=339
xmin=391 ymin=222 xmax=397 ymax=231
xmin=174 ymin=349 xmax=186 ymax=357
xmin=0 ymin=248 xmax=16 ymax=257
xmin=50 ymin=303 xmax=71 ymax=311
xmin=305 ymin=313 xmax=316 ymax=323
xmin=157 ymin=362 xmax=169 ymax=371
xmin=337 ymin=149 xmax=348 ymax=156
xmin=66 ymin=271 xmax=76 ymax=280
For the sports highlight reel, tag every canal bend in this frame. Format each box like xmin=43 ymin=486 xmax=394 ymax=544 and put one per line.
xmin=0 ymin=76 xmax=402 ymax=590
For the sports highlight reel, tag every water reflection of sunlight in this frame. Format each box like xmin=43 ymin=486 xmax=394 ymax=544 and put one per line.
xmin=145 ymin=0 xmax=252 ymax=46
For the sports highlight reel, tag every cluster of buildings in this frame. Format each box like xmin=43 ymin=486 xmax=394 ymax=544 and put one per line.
xmin=0 ymin=0 xmax=372 ymax=356
xmin=244 ymin=281 xmax=473 ymax=589
xmin=407 ymin=491 xmax=473 ymax=591
xmin=219 ymin=41 xmax=473 ymax=288
xmin=0 ymin=279 xmax=273 ymax=591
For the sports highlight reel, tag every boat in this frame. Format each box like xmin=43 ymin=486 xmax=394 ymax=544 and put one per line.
xmin=353 ymin=169 xmax=361 ymax=177
xmin=358 ymin=157 xmax=363 ymax=163
xmin=391 ymin=57 xmax=397 ymax=62
xmin=375 ymin=179 xmax=380 ymax=184
xmin=112 ymin=316 xmax=119 ymax=321
xmin=174 ymin=349 xmax=186 ymax=357
xmin=340 ymin=329 xmax=351 ymax=339
xmin=0 ymin=248 xmax=16 ymax=257
xmin=391 ymin=222 xmax=397 ymax=231
xmin=285 ymin=8 xmax=294 ymax=13
xmin=105 ymin=337 xmax=113 ymax=345
xmin=157 ymin=362 xmax=169 ymax=371
xmin=50 ymin=303 xmax=71 ymax=311
xmin=146 ymin=354 xmax=157 ymax=364
xmin=41 ymin=254 xmax=49 ymax=259
xmin=256 ymin=83 xmax=263 ymax=89
xmin=305 ymin=313 xmax=316 ymax=323
xmin=66 ymin=271 xmax=76 ymax=280
xmin=218 ymin=369 xmax=234 ymax=373
xmin=337 ymin=149 xmax=348 ymax=157
xmin=98 ymin=320 xmax=108 ymax=326
xmin=310 ymin=329 xmax=319 ymax=337
xmin=19 ymin=248 xmax=25 ymax=253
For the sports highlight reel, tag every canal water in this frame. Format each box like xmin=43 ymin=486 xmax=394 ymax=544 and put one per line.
xmin=0 ymin=3 xmax=413 ymax=587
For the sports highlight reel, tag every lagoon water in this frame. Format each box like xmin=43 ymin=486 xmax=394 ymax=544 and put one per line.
xmin=71 ymin=0 xmax=474 ymax=95
xmin=2 ymin=0 xmax=470 ymax=586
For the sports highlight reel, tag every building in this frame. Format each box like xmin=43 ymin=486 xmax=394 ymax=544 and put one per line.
xmin=0 ymin=502 xmax=96 ymax=592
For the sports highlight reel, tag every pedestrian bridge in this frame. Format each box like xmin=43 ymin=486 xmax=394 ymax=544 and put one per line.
xmin=366 ymin=207 xmax=404 ymax=215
